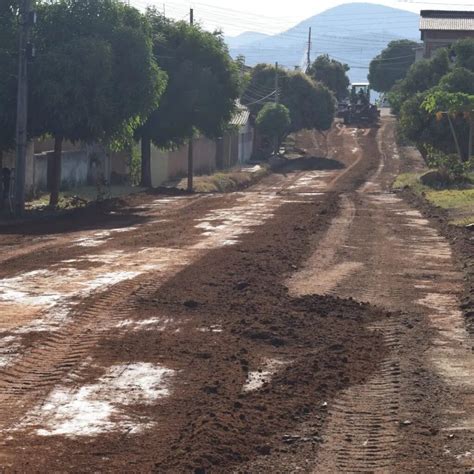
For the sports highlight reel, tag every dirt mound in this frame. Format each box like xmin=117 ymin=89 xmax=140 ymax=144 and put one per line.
xmin=276 ymin=156 xmax=345 ymax=174
xmin=103 ymin=193 xmax=389 ymax=473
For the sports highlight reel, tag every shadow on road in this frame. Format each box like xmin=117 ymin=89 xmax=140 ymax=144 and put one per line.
xmin=275 ymin=156 xmax=345 ymax=175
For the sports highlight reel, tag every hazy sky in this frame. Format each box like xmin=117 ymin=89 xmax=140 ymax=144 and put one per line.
xmin=131 ymin=0 xmax=474 ymax=35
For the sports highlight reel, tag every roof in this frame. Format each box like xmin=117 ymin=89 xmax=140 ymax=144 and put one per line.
xmin=420 ymin=10 xmax=474 ymax=31
xmin=230 ymin=101 xmax=250 ymax=127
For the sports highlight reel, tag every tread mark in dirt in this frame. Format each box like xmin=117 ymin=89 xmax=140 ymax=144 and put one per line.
xmin=0 ymin=162 xmax=338 ymax=437
xmin=314 ymin=322 xmax=402 ymax=472
xmin=0 ymin=269 xmax=183 ymax=433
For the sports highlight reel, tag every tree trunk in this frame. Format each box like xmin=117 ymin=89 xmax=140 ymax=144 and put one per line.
xmin=187 ymin=138 xmax=194 ymax=192
xmin=446 ymin=114 xmax=463 ymax=163
xmin=469 ymin=113 xmax=473 ymax=163
xmin=417 ymin=143 xmax=429 ymax=166
xmin=49 ymin=135 xmax=63 ymax=207
xmin=140 ymin=134 xmax=152 ymax=188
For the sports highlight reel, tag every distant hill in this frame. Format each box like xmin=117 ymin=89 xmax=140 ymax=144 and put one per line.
xmin=225 ymin=32 xmax=270 ymax=49
xmin=226 ymin=3 xmax=420 ymax=83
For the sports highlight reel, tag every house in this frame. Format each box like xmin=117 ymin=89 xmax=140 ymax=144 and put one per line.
xmin=230 ymin=101 xmax=254 ymax=164
xmin=419 ymin=10 xmax=474 ymax=59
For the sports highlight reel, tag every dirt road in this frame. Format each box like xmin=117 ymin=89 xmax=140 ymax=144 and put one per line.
xmin=0 ymin=117 xmax=472 ymax=472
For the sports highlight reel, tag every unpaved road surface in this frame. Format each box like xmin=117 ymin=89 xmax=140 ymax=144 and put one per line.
xmin=0 ymin=117 xmax=472 ymax=472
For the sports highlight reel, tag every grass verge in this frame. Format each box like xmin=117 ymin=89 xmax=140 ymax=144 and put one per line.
xmin=173 ymin=165 xmax=270 ymax=193
xmin=393 ymin=172 xmax=474 ymax=227
xmin=26 ymin=185 xmax=146 ymax=210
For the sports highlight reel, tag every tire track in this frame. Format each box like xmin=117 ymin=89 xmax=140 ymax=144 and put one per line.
xmin=0 ymin=165 xmax=341 ymax=439
xmin=0 ymin=267 xmax=184 ymax=432
xmin=314 ymin=321 xmax=402 ymax=472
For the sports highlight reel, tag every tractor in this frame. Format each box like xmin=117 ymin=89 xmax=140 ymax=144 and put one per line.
xmin=341 ymin=83 xmax=380 ymax=126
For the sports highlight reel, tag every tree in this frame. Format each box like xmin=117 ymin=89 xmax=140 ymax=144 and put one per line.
xmin=137 ymin=10 xmax=240 ymax=188
xmin=368 ymin=40 xmax=418 ymax=93
xmin=243 ymin=64 xmax=335 ymax=133
xmin=452 ymin=38 xmax=474 ymax=72
xmin=284 ymin=72 xmax=335 ymax=132
xmin=388 ymin=48 xmax=450 ymax=115
xmin=256 ymin=103 xmax=290 ymax=155
xmin=242 ymin=63 xmax=281 ymax=117
xmin=423 ymin=90 xmax=474 ymax=162
xmin=30 ymin=0 xmax=166 ymax=206
xmin=438 ymin=67 xmax=474 ymax=95
xmin=0 ymin=1 xmax=19 ymax=161
xmin=398 ymin=92 xmax=455 ymax=162
xmin=308 ymin=54 xmax=350 ymax=100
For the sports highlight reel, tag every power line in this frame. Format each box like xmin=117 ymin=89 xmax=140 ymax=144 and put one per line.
xmin=242 ymin=90 xmax=277 ymax=106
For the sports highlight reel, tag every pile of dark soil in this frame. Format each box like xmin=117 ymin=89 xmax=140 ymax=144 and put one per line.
xmin=276 ymin=156 xmax=345 ymax=173
xmin=91 ymin=192 xmax=389 ymax=473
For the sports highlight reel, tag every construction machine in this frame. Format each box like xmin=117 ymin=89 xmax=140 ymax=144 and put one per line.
xmin=341 ymin=83 xmax=380 ymax=125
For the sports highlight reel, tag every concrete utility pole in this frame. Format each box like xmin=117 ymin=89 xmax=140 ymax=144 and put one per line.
xmin=187 ymin=7 xmax=194 ymax=192
xmin=307 ymin=27 xmax=312 ymax=72
xmin=275 ymin=62 xmax=279 ymax=104
xmin=14 ymin=0 xmax=34 ymax=215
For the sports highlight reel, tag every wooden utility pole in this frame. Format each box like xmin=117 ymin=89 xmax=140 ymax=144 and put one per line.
xmin=187 ymin=139 xmax=194 ymax=191
xmin=187 ymin=7 xmax=194 ymax=192
xmin=469 ymin=112 xmax=473 ymax=162
xmin=275 ymin=62 xmax=279 ymax=104
xmin=307 ymin=27 xmax=312 ymax=72
xmin=14 ymin=0 xmax=33 ymax=215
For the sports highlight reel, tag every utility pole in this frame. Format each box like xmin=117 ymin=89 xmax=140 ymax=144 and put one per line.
xmin=275 ymin=62 xmax=279 ymax=104
xmin=187 ymin=7 xmax=194 ymax=192
xmin=306 ymin=27 xmax=312 ymax=72
xmin=14 ymin=0 xmax=34 ymax=215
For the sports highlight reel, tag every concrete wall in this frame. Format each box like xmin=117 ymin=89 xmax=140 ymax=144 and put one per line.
xmin=150 ymin=135 xmax=219 ymax=187
xmin=238 ymin=124 xmax=254 ymax=164
xmin=33 ymin=149 xmax=90 ymax=191
xmin=3 ymin=125 xmax=254 ymax=195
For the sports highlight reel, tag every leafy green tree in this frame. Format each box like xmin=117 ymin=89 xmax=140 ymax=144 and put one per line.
xmin=308 ymin=54 xmax=350 ymax=100
xmin=284 ymin=72 xmax=335 ymax=131
xmin=398 ymin=92 xmax=452 ymax=162
xmin=368 ymin=40 xmax=418 ymax=93
xmin=423 ymin=90 xmax=474 ymax=162
xmin=242 ymin=63 xmax=280 ymax=117
xmin=137 ymin=10 xmax=240 ymax=187
xmin=438 ymin=68 xmax=474 ymax=95
xmin=388 ymin=49 xmax=450 ymax=115
xmin=0 ymin=1 xmax=19 ymax=160
xmin=452 ymin=38 xmax=474 ymax=72
xmin=256 ymin=103 xmax=290 ymax=155
xmin=30 ymin=0 xmax=166 ymax=206
xmin=243 ymin=64 xmax=335 ymax=133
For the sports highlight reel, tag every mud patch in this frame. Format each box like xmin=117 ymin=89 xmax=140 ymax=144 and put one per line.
xmin=22 ymin=363 xmax=175 ymax=437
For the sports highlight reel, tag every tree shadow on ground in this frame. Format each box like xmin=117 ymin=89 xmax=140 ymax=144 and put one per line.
xmin=0 ymin=200 xmax=151 ymax=236
xmin=275 ymin=156 xmax=345 ymax=175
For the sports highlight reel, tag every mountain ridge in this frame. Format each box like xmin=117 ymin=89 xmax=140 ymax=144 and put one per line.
xmin=227 ymin=3 xmax=420 ymax=82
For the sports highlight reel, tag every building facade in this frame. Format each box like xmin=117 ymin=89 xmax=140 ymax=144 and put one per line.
xmin=420 ymin=10 xmax=474 ymax=59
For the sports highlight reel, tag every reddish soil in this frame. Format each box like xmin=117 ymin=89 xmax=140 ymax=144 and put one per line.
xmin=0 ymin=119 xmax=472 ymax=473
